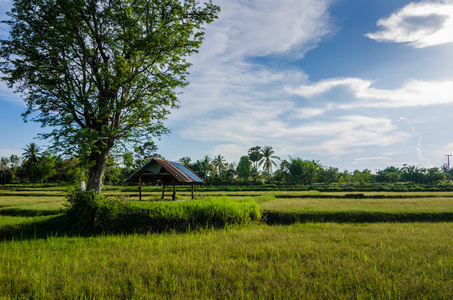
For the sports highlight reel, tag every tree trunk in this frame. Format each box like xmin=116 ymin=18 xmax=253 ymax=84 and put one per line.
xmin=87 ymin=148 xmax=110 ymax=194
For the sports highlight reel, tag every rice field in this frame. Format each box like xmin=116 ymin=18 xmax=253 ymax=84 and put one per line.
xmin=1 ymin=186 xmax=453 ymax=299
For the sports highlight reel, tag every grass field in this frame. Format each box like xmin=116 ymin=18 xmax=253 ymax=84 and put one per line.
xmin=1 ymin=186 xmax=453 ymax=299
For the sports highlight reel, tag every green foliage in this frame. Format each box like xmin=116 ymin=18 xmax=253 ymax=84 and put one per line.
xmin=1 ymin=0 xmax=220 ymax=192
xmin=64 ymin=189 xmax=111 ymax=233
xmin=134 ymin=197 xmax=261 ymax=230
xmin=190 ymin=155 xmax=213 ymax=180
xmin=212 ymin=154 xmax=227 ymax=176
xmin=248 ymin=146 xmax=263 ymax=169
xmin=286 ymin=157 xmax=320 ymax=184
xmin=236 ymin=156 xmax=252 ymax=179
xmin=64 ymin=190 xmax=261 ymax=234
xmin=259 ymin=145 xmax=280 ymax=175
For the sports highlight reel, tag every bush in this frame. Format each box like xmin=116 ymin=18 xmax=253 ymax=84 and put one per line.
xmin=64 ymin=189 xmax=129 ymax=233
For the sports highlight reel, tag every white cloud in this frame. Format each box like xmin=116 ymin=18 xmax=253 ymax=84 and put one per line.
xmin=366 ymin=1 xmax=453 ymax=48
xmin=206 ymin=0 xmax=332 ymax=59
xmin=181 ymin=113 xmax=407 ymax=157
xmin=310 ymin=116 xmax=407 ymax=155
xmin=353 ymin=156 xmax=392 ymax=164
xmin=172 ymin=0 xmax=331 ymax=121
xmin=293 ymin=107 xmax=327 ymax=119
xmin=288 ymin=78 xmax=453 ymax=109
xmin=286 ymin=78 xmax=373 ymax=98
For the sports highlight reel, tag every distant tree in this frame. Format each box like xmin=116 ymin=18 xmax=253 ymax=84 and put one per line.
xmin=201 ymin=155 xmax=212 ymax=179
xmin=273 ymin=159 xmax=290 ymax=183
xmin=35 ymin=151 xmax=57 ymax=183
xmin=212 ymin=155 xmax=227 ymax=176
xmin=288 ymin=157 xmax=320 ymax=184
xmin=0 ymin=157 xmax=8 ymax=184
xmin=22 ymin=143 xmax=42 ymax=183
xmin=178 ymin=157 xmax=192 ymax=166
xmin=9 ymin=154 xmax=21 ymax=181
xmin=61 ymin=158 xmax=87 ymax=184
xmin=259 ymin=146 xmax=280 ymax=175
xmin=236 ymin=156 xmax=252 ymax=180
xmin=352 ymin=169 xmax=374 ymax=183
xmin=250 ymin=166 xmax=261 ymax=184
xmin=22 ymin=143 xmax=41 ymax=166
xmin=376 ymin=166 xmax=400 ymax=183
xmin=318 ymin=166 xmax=340 ymax=183
xmin=1 ymin=0 xmax=220 ymax=193
xmin=426 ymin=167 xmax=445 ymax=183
xmin=248 ymin=146 xmax=263 ymax=170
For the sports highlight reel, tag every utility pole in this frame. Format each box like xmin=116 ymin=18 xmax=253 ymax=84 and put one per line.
xmin=446 ymin=154 xmax=452 ymax=181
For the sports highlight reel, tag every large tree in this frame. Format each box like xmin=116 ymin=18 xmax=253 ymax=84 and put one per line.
xmin=0 ymin=0 xmax=219 ymax=193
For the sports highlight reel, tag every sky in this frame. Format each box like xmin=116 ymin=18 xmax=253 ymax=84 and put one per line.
xmin=1 ymin=0 xmax=453 ymax=172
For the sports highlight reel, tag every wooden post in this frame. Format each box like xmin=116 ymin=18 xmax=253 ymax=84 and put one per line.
xmin=191 ymin=184 xmax=194 ymax=199
xmin=172 ymin=183 xmax=176 ymax=200
xmin=139 ymin=175 xmax=142 ymax=201
xmin=161 ymin=182 xmax=165 ymax=200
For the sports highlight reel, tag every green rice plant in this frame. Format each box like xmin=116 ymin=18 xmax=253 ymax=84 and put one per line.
xmin=130 ymin=196 xmax=261 ymax=232
xmin=63 ymin=191 xmax=261 ymax=234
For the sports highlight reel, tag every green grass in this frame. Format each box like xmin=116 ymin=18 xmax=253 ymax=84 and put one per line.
xmin=130 ymin=196 xmax=262 ymax=228
xmin=0 ymin=223 xmax=452 ymax=299
xmin=1 ymin=186 xmax=453 ymax=298
xmin=261 ymin=196 xmax=453 ymax=213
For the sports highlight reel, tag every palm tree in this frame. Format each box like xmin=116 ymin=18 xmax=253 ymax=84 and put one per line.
xmin=260 ymin=146 xmax=280 ymax=175
xmin=22 ymin=143 xmax=41 ymax=166
xmin=212 ymin=154 xmax=226 ymax=176
xmin=22 ymin=143 xmax=42 ymax=183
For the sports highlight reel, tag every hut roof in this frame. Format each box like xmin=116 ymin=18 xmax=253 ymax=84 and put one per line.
xmin=125 ymin=158 xmax=204 ymax=185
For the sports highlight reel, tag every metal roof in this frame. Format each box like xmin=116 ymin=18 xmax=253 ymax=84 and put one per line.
xmin=125 ymin=158 xmax=204 ymax=185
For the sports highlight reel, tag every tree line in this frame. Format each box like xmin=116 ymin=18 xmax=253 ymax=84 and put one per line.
xmin=0 ymin=143 xmax=449 ymax=186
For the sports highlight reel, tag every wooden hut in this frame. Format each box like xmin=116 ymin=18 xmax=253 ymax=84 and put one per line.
xmin=125 ymin=158 xmax=204 ymax=200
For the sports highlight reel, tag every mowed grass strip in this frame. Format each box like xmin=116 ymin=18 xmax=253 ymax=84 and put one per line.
xmin=0 ymin=196 xmax=65 ymax=209
xmin=261 ymin=196 xmax=453 ymax=213
xmin=0 ymin=223 xmax=452 ymax=299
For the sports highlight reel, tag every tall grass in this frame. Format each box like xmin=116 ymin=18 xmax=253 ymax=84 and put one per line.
xmin=132 ymin=196 xmax=261 ymax=228
xmin=64 ymin=191 xmax=261 ymax=234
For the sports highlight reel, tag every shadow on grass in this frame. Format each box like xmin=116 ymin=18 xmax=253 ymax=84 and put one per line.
xmin=4 ymin=210 xmax=453 ymax=241
xmin=0 ymin=208 xmax=63 ymax=217
xmin=0 ymin=214 xmax=73 ymax=241
xmin=0 ymin=211 xmax=242 ymax=241
xmin=263 ymin=211 xmax=453 ymax=225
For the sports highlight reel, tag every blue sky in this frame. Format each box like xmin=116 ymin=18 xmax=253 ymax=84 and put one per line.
xmin=2 ymin=0 xmax=453 ymax=172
